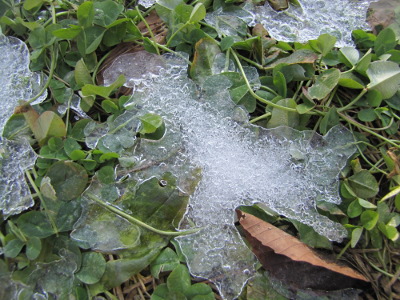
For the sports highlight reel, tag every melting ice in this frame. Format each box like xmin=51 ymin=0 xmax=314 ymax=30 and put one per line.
xmin=250 ymin=0 xmax=375 ymax=47
xmin=103 ymin=52 xmax=356 ymax=299
xmin=0 ymin=33 xmax=46 ymax=218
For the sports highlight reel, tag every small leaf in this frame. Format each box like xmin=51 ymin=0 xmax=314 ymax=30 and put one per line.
xmin=360 ymin=210 xmax=379 ymax=230
xmin=351 ymin=227 xmax=363 ymax=248
xmin=338 ymin=72 xmax=365 ymax=89
xmin=357 ymin=109 xmax=376 ymax=122
xmin=75 ymin=59 xmax=93 ymax=88
xmin=77 ymin=1 xmax=95 ymax=28
xmin=347 ymin=199 xmax=363 ymax=218
xmin=338 ymin=47 xmax=359 ymax=67
xmin=381 ymin=185 xmax=400 ymax=202
xmin=374 ymin=27 xmax=397 ymax=57
xmin=185 ymin=283 xmax=215 ymax=299
xmin=348 ymin=170 xmax=379 ymax=199
xmin=267 ymin=98 xmax=299 ymax=128
xmin=367 ymin=61 xmax=400 ymax=100
xmin=189 ymin=3 xmax=206 ymax=23
xmin=97 ymin=165 xmax=115 ymax=184
xmin=273 ymin=70 xmax=287 ymax=97
xmin=358 ymin=198 xmax=377 ymax=209
xmin=4 ymin=239 xmax=25 ymax=258
xmin=32 ymin=111 xmax=67 ymax=145
xmin=220 ymin=36 xmax=234 ymax=51
xmin=76 ymin=252 xmax=106 ymax=284
xmin=139 ymin=113 xmax=164 ymax=134
xmin=52 ymin=25 xmax=82 ymax=39
xmin=309 ymin=33 xmax=337 ymax=57
xmin=17 ymin=211 xmax=55 ymax=238
xmin=46 ymin=161 xmax=88 ymax=201
xmin=23 ymin=0 xmax=45 ymax=10
xmin=26 ymin=237 xmax=42 ymax=260
xmin=167 ymin=264 xmax=191 ymax=294
xmin=190 ymin=38 xmax=221 ymax=82
xmin=308 ymin=68 xmax=340 ymax=100
xmin=150 ymin=247 xmax=180 ymax=279
xmin=378 ymin=223 xmax=399 ymax=241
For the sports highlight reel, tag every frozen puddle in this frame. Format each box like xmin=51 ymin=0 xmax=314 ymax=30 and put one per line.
xmin=103 ymin=52 xmax=356 ymax=299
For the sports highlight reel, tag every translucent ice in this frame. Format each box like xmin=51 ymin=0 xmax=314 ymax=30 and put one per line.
xmin=250 ymin=0 xmax=375 ymax=47
xmin=0 ymin=138 xmax=37 ymax=218
xmin=0 ymin=33 xmax=47 ymax=135
xmin=103 ymin=52 xmax=356 ymax=299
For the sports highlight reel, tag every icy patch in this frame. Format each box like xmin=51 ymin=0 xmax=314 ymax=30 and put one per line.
xmin=0 ymin=33 xmax=47 ymax=134
xmin=138 ymin=0 xmax=156 ymax=8
xmin=0 ymin=138 xmax=37 ymax=218
xmin=209 ymin=0 xmax=375 ymax=47
xmin=103 ymin=52 xmax=356 ymax=299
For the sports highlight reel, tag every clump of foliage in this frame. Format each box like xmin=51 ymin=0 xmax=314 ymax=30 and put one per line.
xmin=0 ymin=0 xmax=399 ymax=299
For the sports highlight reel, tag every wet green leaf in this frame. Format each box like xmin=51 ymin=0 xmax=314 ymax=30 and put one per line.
xmin=75 ymin=59 xmax=93 ymax=88
xmin=267 ymin=49 xmax=318 ymax=68
xmin=97 ymin=165 xmax=115 ymax=184
xmin=351 ymin=227 xmax=363 ymax=248
xmin=190 ymin=38 xmax=221 ymax=82
xmin=46 ymin=161 xmax=88 ymax=202
xmin=338 ymin=47 xmax=359 ymax=67
xmin=33 ymin=111 xmax=67 ymax=145
xmin=348 ymin=170 xmax=379 ymax=199
xmin=150 ymin=247 xmax=180 ymax=279
xmin=167 ymin=264 xmax=191 ymax=294
xmin=308 ymin=68 xmax=340 ymax=100
xmin=4 ymin=239 xmax=25 ymax=258
xmin=17 ymin=211 xmax=55 ymax=238
xmin=77 ymin=1 xmax=94 ymax=28
xmin=367 ymin=61 xmax=400 ymax=100
xmin=76 ymin=252 xmax=106 ymax=284
xmin=347 ymin=199 xmax=363 ymax=218
xmin=309 ymin=33 xmax=336 ymax=57
xmin=267 ymin=98 xmax=299 ymax=128
xmin=139 ymin=113 xmax=164 ymax=134
xmin=374 ymin=27 xmax=397 ymax=57
xmin=186 ymin=283 xmax=215 ymax=300
xmin=338 ymin=72 xmax=365 ymax=89
xmin=291 ymin=220 xmax=332 ymax=249
xmin=189 ymin=3 xmax=206 ymax=23
xmin=26 ymin=237 xmax=42 ymax=260
xmin=361 ymin=210 xmax=379 ymax=230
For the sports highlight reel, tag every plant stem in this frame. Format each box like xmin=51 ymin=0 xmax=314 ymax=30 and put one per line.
xmin=86 ymin=192 xmax=202 ymax=236
xmin=336 ymin=240 xmax=351 ymax=259
xmin=250 ymin=112 xmax=271 ymax=123
xmin=26 ymin=44 xmax=58 ymax=105
xmin=337 ymin=88 xmax=367 ymax=112
xmin=25 ymin=170 xmax=59 ymax=236
xmin=230 ymin=49 xmax=298 ymax=112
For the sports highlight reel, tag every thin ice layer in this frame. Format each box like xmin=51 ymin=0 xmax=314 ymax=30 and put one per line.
xmin=103 ymin=52 xmax=355 ymax=299
xmin=0 ymin=34 xmax=47 ymax=135
xmin=0 ymin=138 xmax=37 ymax=218
xmin=239 ymin=0 xmax=374 ymax=47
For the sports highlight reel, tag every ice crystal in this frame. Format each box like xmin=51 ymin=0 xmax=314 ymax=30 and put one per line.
xmin=0 ymin=138 xmax=37 ymax=218
xmin=103 ymin=52 xmax=356 ymax=299
xmin=0 ymin=33 xmax=47 ymax=134
xmin=250 ymin=0 xmax=375 ymax=47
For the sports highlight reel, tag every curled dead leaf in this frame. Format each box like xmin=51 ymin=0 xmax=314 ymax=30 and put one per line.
xmin=238 ymin=211 xmax=369 ymax=291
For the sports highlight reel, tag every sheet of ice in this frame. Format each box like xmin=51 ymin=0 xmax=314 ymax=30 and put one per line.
xmin=207 ymin=0 xmax=375 ymax=47
xmin=138 ymin=0 xmax=156 ymax=8
xmin=0 ymin=33 xmax=47 ymax=135
xmin=103 ymin=52 xmax=356 ymax=299
xmin=0 ymin=138 xmax=37 ymax=218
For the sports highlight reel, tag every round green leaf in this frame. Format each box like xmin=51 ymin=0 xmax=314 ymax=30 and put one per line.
xmin=150 ymin=247 xmax=180 ymax=279
xmin=46 ymin=161 xmax=88 ymax=201
xmin=167 ymin=264 xmax=191 ymax=294
xmin=76 ymin=252 xmax=106 ymax=284
xmin=367 ymin=61 xmax=400 ymax=100
xmin=348 ymin=170 xmax=379 ymax=199
xmin=357 ymin=109 xmax=376 ymax=122
xmin=26 ymin=237 xmax=42 ymax=260
xmin=360 ymin=210 xmax=379 ymax=230
xmin=4 ymin=239 xmax=25 ymax=258
xmin=17 ymin=211 xmax=55 ymax=238
xmin=97 ymin=165 xmax=116 ymax=184
xmin=347 ymin=199 xmax=362 ymax=218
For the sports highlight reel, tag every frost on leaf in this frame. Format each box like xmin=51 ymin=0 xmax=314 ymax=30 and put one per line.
xmin=208 ymin=0 xmax=375 ymax=47
xmin=102 ymin=52 xmax=356 ymax=299
xmin=0 ymin=33 xmax=47 ymax=134
xmin=0 ymin=138 xmax=37 ymax=218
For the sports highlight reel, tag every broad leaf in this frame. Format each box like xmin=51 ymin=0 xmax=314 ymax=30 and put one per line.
xmin=348 ymin=170 xmax=379 ymax=199
xmin=367 ymin=61 xmax=400 ymax=99
xmin=76 ymin=252 xmax=106 ymax=284
xmin=190 ymin=38 xmax=221 ymax=82
xmin=308 ymin=68 xmax=340 ymax=100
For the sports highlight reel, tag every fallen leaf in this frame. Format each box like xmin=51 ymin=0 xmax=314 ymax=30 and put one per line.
xmin=238 ymin=211 xmax=369 ymax=290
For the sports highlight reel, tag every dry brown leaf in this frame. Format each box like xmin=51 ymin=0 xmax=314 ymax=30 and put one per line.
xmin=238 ymin=211 xmax=369 ymax=290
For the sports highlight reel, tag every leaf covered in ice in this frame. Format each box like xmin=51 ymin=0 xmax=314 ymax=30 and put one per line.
xmin=102 ymin=51 xmax=356 ymax=299
xmin=0 ymin=33 xmax=47 ymax=135
xmin=0 ymin=138 xmax=37 ymax=218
